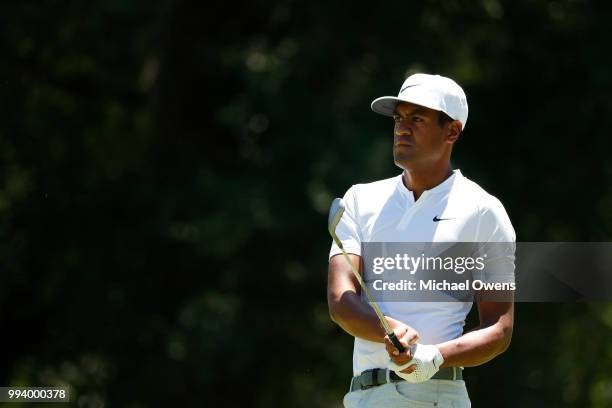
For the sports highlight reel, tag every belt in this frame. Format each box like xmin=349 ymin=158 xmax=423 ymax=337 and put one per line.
xmin=350 ymin=367 xmax=463 ymax=392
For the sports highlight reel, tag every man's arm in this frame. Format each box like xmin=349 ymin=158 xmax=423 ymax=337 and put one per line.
xmin=384 ymin=295 xmax=513 ymax=373
xmin=436 ymin=298 xmax=513 ymax=368
xmin=327 ymin=253 xmax=419 ymax=345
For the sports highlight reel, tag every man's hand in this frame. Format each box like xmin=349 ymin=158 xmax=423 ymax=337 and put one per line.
xmin=389 ymin=343 xmax=444 ymax=383
xmin=383 ymin=316 xmax=419 ymax=370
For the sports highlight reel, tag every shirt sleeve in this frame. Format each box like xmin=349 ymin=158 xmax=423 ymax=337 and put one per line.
xmin=474 ymin=196 xmax=516 ymax=284
xmin=329 ymin=185 xmax=362 ymax=260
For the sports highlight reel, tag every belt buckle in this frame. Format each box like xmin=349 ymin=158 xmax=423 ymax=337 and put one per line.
xmin=360 ymin=368 xmax=381 ymax=390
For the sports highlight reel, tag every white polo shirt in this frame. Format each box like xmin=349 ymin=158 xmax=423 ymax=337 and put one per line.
xmin=329 ymin=170 xmax=516 ymax=375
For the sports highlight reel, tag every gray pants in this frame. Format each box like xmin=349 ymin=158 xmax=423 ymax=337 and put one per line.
xmin=344 ymin=379 xmax=471 ymax=407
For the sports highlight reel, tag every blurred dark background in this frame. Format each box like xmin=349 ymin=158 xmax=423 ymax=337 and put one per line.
xmin=1 ymin=1 xmax=611 ymax=407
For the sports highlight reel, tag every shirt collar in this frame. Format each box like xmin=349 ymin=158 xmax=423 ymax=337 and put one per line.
xmin=396 ymin=169 xmax=462 ymax=201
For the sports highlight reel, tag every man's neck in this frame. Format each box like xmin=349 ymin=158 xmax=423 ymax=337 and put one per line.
xmin=402 ymin=165 xmax=454 ymax=201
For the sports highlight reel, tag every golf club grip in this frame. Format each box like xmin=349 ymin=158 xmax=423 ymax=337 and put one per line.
xmin=388 ymin=332 xmax=405 ymax=353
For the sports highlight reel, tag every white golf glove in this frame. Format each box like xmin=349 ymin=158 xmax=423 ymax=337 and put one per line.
xmin=389 ymin=343 xmax=444 ymax=383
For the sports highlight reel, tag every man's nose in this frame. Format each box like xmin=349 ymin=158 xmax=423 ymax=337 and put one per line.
xmin=395 ymin=122 xmax=412 ymax=136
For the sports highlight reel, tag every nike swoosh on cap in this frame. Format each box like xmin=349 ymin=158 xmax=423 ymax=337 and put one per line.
xmin=400 ymin=84 xmax=420 ymax=93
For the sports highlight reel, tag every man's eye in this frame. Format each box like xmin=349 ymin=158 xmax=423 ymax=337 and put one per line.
xmin=413 ymin=117 xmax=423 ymax=122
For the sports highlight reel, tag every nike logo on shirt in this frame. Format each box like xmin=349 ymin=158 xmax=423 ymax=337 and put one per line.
xmin=433 ymin=216 xmax=454 ymax=222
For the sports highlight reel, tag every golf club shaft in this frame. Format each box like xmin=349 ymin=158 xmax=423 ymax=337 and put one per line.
xmin=333 ymin=237 xmax=406 ymax=353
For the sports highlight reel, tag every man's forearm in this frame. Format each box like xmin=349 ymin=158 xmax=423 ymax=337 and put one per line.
xmin=436 ymin=322 xmax=512 ymax=368
xmin=329 ymin=290 xmax=387 ymax=343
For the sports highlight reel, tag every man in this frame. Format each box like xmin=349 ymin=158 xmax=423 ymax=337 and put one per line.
xmin=327 ymin=73 xmax=515 ymax=407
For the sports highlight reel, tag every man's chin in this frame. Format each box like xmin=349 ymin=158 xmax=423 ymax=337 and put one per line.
xmin=393 ymin=155 xmax=417 ymax=170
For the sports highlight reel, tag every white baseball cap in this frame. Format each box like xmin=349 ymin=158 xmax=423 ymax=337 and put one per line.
xmin=371 ymin=73 xmax=469 ymax=130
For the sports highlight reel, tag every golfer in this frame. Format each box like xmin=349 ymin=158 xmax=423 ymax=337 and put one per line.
xmin=328 ymin=73 xmax=515 ymax=407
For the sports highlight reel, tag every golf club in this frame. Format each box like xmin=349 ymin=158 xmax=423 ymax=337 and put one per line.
xmin=328 ymin=197 xmax=411 ymax=353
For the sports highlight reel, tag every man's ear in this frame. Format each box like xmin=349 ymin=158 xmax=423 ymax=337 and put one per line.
xmin=447 ymin=120 xmax=462 ymax=143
